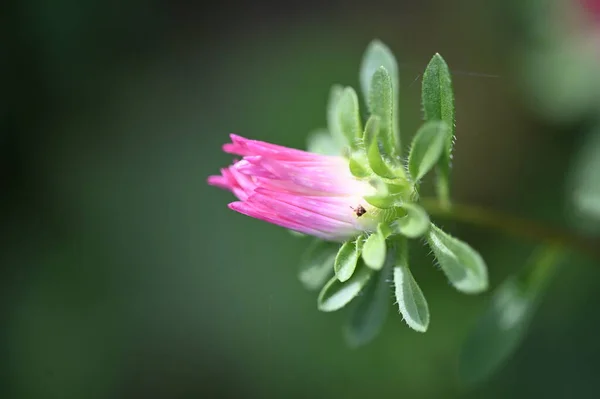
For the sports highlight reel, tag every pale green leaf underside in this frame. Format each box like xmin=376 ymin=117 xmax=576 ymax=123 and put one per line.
xmin=362 ymin=224 xmax=387 ymax=270
xmin=318 ymin=265 xmax=373 ymax=312
xmin=427 ymin=224 xmax=488 ymax=294
xmin=391 ymin=203 xmax=430 ymax=238
xmin=334 ymin=239 xmax=362 ymax=282
xmin=408 ymin=120 xmax=449 ymax=181
xmin=394 ymin=265 xmax=429 ymax=332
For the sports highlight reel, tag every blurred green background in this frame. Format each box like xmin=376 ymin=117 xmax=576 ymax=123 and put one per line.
xmin=3 ymin=0 xmax=600 ymax=398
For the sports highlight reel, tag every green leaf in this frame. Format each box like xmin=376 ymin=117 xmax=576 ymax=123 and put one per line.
xmin=390 ymin=203 xmax=430 ymax=238
xmin=298 ymin=239 xmax=337 ymax=290
xmin=363 ymin=181 xmax=412 ymax=209
xmin=336 ymin=87 xmax=362 ymax=147
xmin=360 ymin=40 xmax=399 ymax=154
xmin=459 ymin=246 xmax=563 ymax=386
xmin=393 ymin=239 xmax=429 ymax=332
xmin=568 ymin=126 xmax=600 ymax=231
xmin=306 ymin=129 xmax=341 ymax=156
xmin=368 ymin=67 xmax=397 ymax=157
xmin=334 ymin=238 xmax=363 ymax=282
xmin=363 ymin=116 xmax=397 ymax=179
xmin=348 ymin=151 xmax=371 ymax=178
xmin=317 ymin=264 xmax=373 ymax=312
xmin=408 ymin=121 xmax=449 ymax=181
xmin=427 ymin=224 xmax=488 ymax=294
xmin=421 ymin=53 xmax=455 ymax=205
xmin=363 ymin=193 xmax=402 ymax=209
xmin=327 ymin=84 xmax=346 ymax=147
xmin=344 ymin=255 xmax=392 ymax=347
xmin=361 ymin=224 xmax=390 ymax=270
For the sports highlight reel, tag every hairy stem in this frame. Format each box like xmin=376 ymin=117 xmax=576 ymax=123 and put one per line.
xmin=420 ymin=198 xmax=600 ymax=260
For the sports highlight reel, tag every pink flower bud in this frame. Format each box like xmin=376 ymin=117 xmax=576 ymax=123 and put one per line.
xmin=208 ymin=134 xmax=381 ymax=241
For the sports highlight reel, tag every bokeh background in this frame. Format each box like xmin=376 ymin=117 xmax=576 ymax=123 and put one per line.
xmin=3 ymin=0 xmax=600 ymax=398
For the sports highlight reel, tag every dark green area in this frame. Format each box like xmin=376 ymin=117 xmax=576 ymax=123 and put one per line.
xmin=3 ymin=0 xmax=600 ymax=398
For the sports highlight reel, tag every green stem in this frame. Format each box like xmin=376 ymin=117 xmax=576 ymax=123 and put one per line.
xmin=420 ymin=198 xmax=600 ymax=261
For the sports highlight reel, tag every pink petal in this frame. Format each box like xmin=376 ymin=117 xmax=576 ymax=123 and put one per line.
xmin=258 ymin=158 xmax=360 ymax=195
xmin=209 ymin=133 xmax=376 ymax=241
xmin=225 ymin=134 xmax=326 ymax=161
xmin=228 ymin=201 xmax=336 ymax=240
xmin=254 ymin=188 xmax=356 ymax=222
xmin=247 ymin=192 xmax=355 ymax=234
xmin=232 ymin=159 xmax=279 ymax=179
xmin=207 ymin=175 xmax=230 ymax=190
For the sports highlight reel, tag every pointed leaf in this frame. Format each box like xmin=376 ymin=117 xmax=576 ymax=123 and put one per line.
xmin=390 ymin=203 xmax=430 ymax=238
xmin=459 ymin=246 xmax=563 ymax=386
xmin=306 ymin=129 xmax=341 ymax=156
xmin=422 ymin=53 xmax=455 ymax=205
xmin=336 ymin=87 xmax=362 ymax=147
xmin=394 ymin=240 xmax=429 ymax=332
xmin=344 ymin=256 xmax=392 ymax=347
xmin=408 ymin=121 xmax=448 ymax=181
xmin=317 ymin=264 xmax=373 ymax=312
xmin=360 ymin=40 xmax=399 ymax=154
xmin=363 ymin=116 xmax=397 ymax=179
xmin=427 ymin=224 xmax=488 ymax=294
xmin=334 ymin=238 xmax=363 ymax=282
xmin=368 ymin=67 xmax=397 ymax=157
xmin=362 ymin=224 xmax=389 ymax=270
xmin=298 ymin=239 xmax=337 ymax=290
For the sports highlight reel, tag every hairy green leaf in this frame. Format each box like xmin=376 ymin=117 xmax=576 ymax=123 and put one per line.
xmin=363 ymin=116 xmax=396 ymax=179
xmin=360 ymin=40 xmax=399 ymax=154
xmin=422 ymin=53 xmax=455 ymax=205
xmin=408 ymin=121 xmax=448 ymax=181
xmin=368 ymin=67 xmax=397 ymax=157
xmin=390 ymin=203 xmax=430 ymax=238
xmin=427 ymin=224 xmax=488 ymax=294
xmin=362 ymin=224 xmax=390 ymax=270
xmin=334 ymin=238 xmax=363 ymax=282
xmin=348 ymin=151 xmax=371 ymax=178
xmin=317 ymin=264 xmax=373 ymax=312
xmin=394 ymin=240 xmax=429 ymax=332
